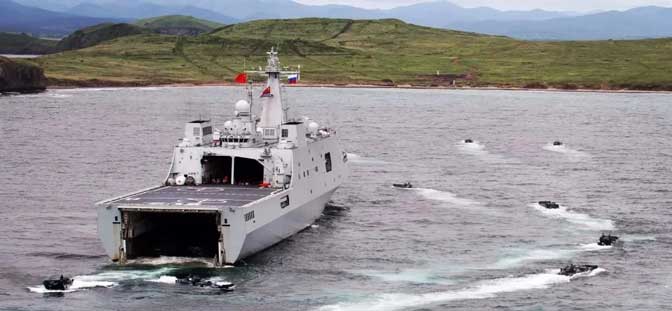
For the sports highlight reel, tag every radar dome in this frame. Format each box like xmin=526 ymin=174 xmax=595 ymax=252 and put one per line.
xmin=308 ymin=122 xmax=319 ymax=133
xmin=224 ymin=121 xmax=233 ymax=129
xmin=235 ymin=100 xmax=250 ymax=112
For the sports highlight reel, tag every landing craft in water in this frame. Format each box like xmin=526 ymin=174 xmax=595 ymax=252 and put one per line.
xmin=43 ymin=276 xmax=73 ymax=291
xmin=598 ymin=233 xmax=619 ymax=246
xmin=538 ymin=201 xmax=560 ymax=209
xmin=96 ymin=48 xmax=349 ymax=266
xmin=558 ymin=264 xmax=598 ymax=276
xmin=393 ymin=182 xmax=413 ymax=189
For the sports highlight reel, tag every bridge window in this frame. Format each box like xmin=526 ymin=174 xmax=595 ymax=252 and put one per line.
xmin=325 ymin=152 xmax=332 ymax=172
xmin=280 ymin=196 xmax=289 ymax=209
xmin=263 ymin=128 xmax=276 ymax=137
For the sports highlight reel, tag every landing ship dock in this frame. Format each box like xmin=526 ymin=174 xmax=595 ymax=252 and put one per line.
xmin=97 ymin=48 xmax=348 ymax=266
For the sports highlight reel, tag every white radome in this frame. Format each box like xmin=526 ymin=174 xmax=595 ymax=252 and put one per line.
xmin=308 ymin=122 xmax=319 ymax=133
xmin=235 ymin=100 xmax=250 ymax=112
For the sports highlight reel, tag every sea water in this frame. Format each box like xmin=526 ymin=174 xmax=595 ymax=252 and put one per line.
xmin=1 ymin=87 xmax=670 ymax=310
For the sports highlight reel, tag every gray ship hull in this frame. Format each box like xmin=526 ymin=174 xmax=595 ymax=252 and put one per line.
xmin=238 ymin=189 xmax=336 ymax=260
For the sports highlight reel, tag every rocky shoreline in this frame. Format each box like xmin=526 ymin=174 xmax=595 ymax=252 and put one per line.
xmin=44 ymin=78 xmax=672 ymax=94
xmin=0 ymin=57 xmax=47 ymax=94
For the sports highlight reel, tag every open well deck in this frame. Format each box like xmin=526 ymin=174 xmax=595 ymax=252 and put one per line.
xmin=111 ymin=185 xmax=277 ymax=209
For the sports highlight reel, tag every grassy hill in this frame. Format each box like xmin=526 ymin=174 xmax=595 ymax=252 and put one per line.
xmin=135 ymin=15 xmax=224 ymax=35
xmin=0 ymin=32 xmax=59 ymax=54
xmin=32 ymin=18 xmax=672 ymax=90
xmin=57 ymin=23 xmax=149 ymax=51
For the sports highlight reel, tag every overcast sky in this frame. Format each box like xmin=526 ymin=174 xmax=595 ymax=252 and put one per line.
xmin=294 ymin=0 xmax=672 ymax=11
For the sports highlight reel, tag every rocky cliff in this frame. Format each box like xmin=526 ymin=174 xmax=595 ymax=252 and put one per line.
xmin=0 ymin=57 xmax=47 ymax=93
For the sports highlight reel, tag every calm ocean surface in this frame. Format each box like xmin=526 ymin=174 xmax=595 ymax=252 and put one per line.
xmin=0 ymin=87 xmax=671 ymax=310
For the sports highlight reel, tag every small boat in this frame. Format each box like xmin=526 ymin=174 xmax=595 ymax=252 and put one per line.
xmin=558 ymin=264 xmax=598 ymax=276
xmin=43 ymin=275 xmax=73 ymax=291
xmin=464 ymin=139 xmax=474 ymax=143
xmin=553 ymin=141 xmax=563 ymax=146
xmin=598 ymin=233 xmax=619 ymax=246
xmin=538 ymin=201 xmax=560 ymax=209
xmin=176 ymin=275 xmax=235 ymax=291
xmin=393 ymin=182 xmax=413 ymax=189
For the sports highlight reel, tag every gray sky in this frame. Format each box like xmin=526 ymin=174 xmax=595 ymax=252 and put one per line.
xmin=294 ymin=0 xmax=672 ymax=11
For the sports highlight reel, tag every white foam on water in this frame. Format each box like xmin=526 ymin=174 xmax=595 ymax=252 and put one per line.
xmin=27 ymin=266 xmax=180 ymax=293
xmin=27 ymin=278 xmax=118 ymax=294
xmin=457 ymin=141 xmax=514 ymax=163
xmin=494 ymin=242 xmax=612 ymax=270
xmin=147 ymin=276 xmax=178 ymax=284
xmin=126 ymin=256 xmax=215 ymax=266
xmin=622 ymin=235 xmax=657 ymax=242
xmin=311 ymin=224 xmax=320 ymax=229
xmin=530 ymin=203 xmax=615 ymax=231
xmin=75 ymin=267 xmax=177 ymax=282
xmin=414 ymin=188 xmax=479 ymax=206
xmin=542 ymin=144 xmax=590 ymax=160
xmin=146 ymin=275 xmax=233 ymax=286
xmin=457 ymin=141 xmax=487 ymax=156
xmin=346 ymin=153 xmax=386 ymax=165
xmin=494 ymin=249 xmax=572 ymax=269
xmin=354 ymin=269 xmax=453 ymax=285
xmin=318 ymin=270 xmax=588 ymax=311
xmin=570 ymin=267 xmax=607 ymax=280
xmin=578 ymin=243 xmax=612 ymax=251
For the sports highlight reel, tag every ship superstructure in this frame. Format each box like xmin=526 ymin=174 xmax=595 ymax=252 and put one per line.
xmin=96 ymin=49 xmax=348 ymax=265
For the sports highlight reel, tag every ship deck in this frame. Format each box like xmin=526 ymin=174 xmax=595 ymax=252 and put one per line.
xmin=109 ymin=185 xmax=277 ymax=209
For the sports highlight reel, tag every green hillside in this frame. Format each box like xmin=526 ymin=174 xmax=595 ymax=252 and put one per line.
xmin=135 ymin=15 xmax=224 ymax=36
xmin=33 ymin=18 xmax=672 ymax=90
xmin=57 ymin=23 xmax=149 ymax=51
xmin=0 ymin=32 xmax=59 ymax=54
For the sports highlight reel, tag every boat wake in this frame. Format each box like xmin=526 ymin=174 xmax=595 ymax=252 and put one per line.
xmin=570 ymin=267 xmax=607 ymax=280
xmin=578 ymin=243 xmax=613 ymax=251
xmin=318 ymin=269 xmax=603 ymax=311
xmin=147 ymin=275 xmax=179 ymax=284
xmin=354 ymin=269 xmax=454 ymax=285
xmin=494 ymin=243 xmax=611 ymax=269
xmin=27 ymin=267 xmax=176 ymax=293
xmin=457 ymin=141 xmax=513 ymax=163
xmin=146 ymin=275 xmax=232 ymax=285
xmin=542 ymin=144 xmax=590 ymax=160
xmin=413 ymin=188 xmax=479 ymax=206
xmin=621 ymin=235 xmax=657 ymax=242
xmin=126 ymin=256 xmax=221 ymax=267
xmin=27 ymin=278 xmax=116 ymax=294
xmin=494 ymin=249 xmax=572 ymax=269
xmin=530 ymin=203 xmax=614 ymax=231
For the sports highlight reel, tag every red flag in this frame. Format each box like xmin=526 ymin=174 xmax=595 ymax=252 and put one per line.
xmin=260 ymin=86 xmax=273 ymax=97
xmin=234 ymin=73 xmax=247 ymax=84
